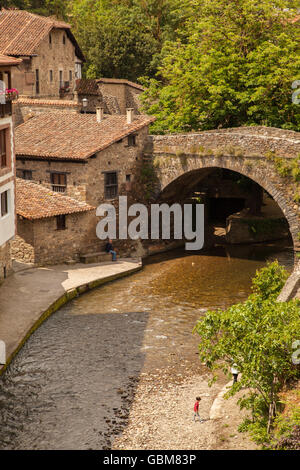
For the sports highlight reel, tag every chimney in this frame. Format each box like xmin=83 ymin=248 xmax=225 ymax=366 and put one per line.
xmin=126 ymin=108 xmax=134 ymax=124
xmin=96 ymin=107 xmax=104 ymax=122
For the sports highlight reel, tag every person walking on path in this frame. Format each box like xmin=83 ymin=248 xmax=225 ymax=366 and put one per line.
xmin=105 ymin=239 xmax=117 ymax=261
xmin=193 ymin=396 xmax=202 ymax=422
xmin=231 ymin=363 xmax=239 ymax=383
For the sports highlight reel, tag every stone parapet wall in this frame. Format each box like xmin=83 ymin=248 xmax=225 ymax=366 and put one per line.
xmin=149 ymin=126 xmax=300 ymax=158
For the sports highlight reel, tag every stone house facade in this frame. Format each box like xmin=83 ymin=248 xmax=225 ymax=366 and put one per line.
xmin=14 ymin=110 xmax=155 ymax=257
xmin=75 ymin=78 xmax=144 ymax=115
xmin=0 ymin=54 xmax=21 ymax=283
xmin=11 ymin=178 xmax=95 ymax=265
xmin=0 ymin=9 xmax=85 ymax=100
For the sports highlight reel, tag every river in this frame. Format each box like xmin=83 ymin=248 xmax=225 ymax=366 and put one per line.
xmin=0 ymin=242 xmax=294 ymax=449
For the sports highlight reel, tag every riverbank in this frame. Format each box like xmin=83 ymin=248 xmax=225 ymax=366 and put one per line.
xmin=112 ymin=368 xmax=258 ymax=450
xmin=0 ymin=258 xmax=142 ymax=376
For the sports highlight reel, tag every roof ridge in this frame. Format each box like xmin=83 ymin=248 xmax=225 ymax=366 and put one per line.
xmin=1 ymin=12 xmax=34 ymax=55
xmin=0 ymin=8 xmax=70 ymax=28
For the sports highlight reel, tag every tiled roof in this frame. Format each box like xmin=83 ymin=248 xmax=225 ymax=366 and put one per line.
xmin=15 ymin=111 xmax=155 ymax=160
xmin=16 ymin=178 xmax=94 ymax=220
xmin=0 ymin=9 xmax=84 ymax=59
xmin=75 ymin=79 xmax=100 ymax=96
xmin=0 ymin=53 xmax=22 ymax=66
xmin=17 ymin=97 xmax=79 ymax=107
xmin=97 ymin=78 xmax=144 ymax=91
xmin=75 ymin=78 xmax=144 ymax=95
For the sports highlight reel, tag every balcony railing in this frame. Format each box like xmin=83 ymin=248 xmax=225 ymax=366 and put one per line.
xmin=52 ymin=184 xmax=66 ymax=193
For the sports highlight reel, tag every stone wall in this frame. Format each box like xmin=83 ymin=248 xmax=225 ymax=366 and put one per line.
xmin=150 ymin=126 xmax=300 ymax=158
xmin=16 ymin=125 xmax=150 ymax=208
xmin=10 ymin=217 xmax=35 ymax=263
xmin=0 ymin=242 xmax=12 ymax=284
xmin=225 ymin=214 xmax=289 ymax=244
xmin=11 ymin=210 xmax=98 ymax=265
xmin=11 ymin=28 xmax=79 ymax=99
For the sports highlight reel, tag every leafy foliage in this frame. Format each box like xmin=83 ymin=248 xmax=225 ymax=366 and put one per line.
xmin=141 ymin=0 xmax=300 ymax=133
xmin=69 ymin=0 xmax=192 ymax=81
xmin=193 ymin=261 xmax=300 ymax=444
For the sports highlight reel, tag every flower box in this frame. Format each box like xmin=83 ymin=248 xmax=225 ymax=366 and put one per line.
xmin=5 ymin=88 xmax=19 ymax=101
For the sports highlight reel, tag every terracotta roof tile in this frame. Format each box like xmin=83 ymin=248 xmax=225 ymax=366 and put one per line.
xmin=16 ymin=178 xmax=94 ymax=220
xmin=97 ymin=78 xmax=144 ymax=91
xmin=0 ymin=9 xmax=74 ymax=57
xmin=0 ymin=53 xmax=22 ymax=66
xmin=75 ymin=79 xmax=100 ymax=96
xmin=15 ymin=111 xmax=155 ymax=160
xmin=17 ymin=97 xmax=79 ymax=107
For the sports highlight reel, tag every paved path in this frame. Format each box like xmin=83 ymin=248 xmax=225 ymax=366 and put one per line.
xmin=0 ymin=258 xmax=142 ymax=374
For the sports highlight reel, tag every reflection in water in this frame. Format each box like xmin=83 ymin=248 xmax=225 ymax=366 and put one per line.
xmin=0 ymin=243 xmax=294 ymax=449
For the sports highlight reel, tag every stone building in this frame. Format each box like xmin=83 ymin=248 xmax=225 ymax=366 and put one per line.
xmin=11 ymin=178 xmax=95 ymax=265
xmin=14 ymin=109 xmax=155 ymax=256
xmin=75 ymin=78 xmax=144 ymax=115
xmin=0 ymin=9 xmax=85 ymax=99
xmin=0 ymin=54 xmax=21 ymax=283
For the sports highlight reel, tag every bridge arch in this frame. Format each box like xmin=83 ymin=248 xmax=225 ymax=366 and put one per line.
xmin=147 ymin=127 xmax=300 ymax=266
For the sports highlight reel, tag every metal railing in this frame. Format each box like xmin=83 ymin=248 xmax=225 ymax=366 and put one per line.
xmin=52 ymin=184 xmax=66 ymax=193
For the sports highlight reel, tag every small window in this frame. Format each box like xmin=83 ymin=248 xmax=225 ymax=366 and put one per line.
xmin=51 ymin=173 xmax=67 ymax=192
xmin=128 ymin=134 xmax=136 ymax=147
xmin=17 ymin=169 xmax=32 ymax=180
xmin=63 ymin=35 xmax=66 ymax=45
xmin=1 ymin=191 xmax=8 ymax=217
xmin=105 ymin=172 xmax=118 ymax=199
xmin=35 ymin=69 xmax=39 ymax=94
xmin=50 ymin=70 xmax=53 ymax=82
xmin=0 ymin=129 xmax=7 ymax=168
xmin=49 ymin=33 xmax=52 ymax=45
xmin=56 ymin=214 xmax=66 ymax=230
xmin=69 ymin=70 xmax=72 ymax=82
xmin=59 ymin=70 xmax=63 ymax=88
xmin=126 ymin=174 xmax=131 ymax=182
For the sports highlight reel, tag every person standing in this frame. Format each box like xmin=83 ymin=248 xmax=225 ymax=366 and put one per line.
xmin=231 ymin=363 xmax=239 ymax=383
xmin=193 ymin=396 xmax=202 ymax=422
xmin=105 ymin=239 xmax=117 ymax=261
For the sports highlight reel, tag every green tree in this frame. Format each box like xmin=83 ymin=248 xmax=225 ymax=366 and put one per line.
xmin=141 ymin=0 xmax=300 ymax=133
xmin=193 ymin=261 xmax=300 ymax=443
xmin=69 ymin=0 xmax=192 ymax=81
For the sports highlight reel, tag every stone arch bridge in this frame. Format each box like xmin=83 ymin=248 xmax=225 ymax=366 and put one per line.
xmin=143 ymin=126 xmax=300 ymax=300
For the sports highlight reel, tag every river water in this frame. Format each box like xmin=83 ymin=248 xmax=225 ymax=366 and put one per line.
xmin=0 ymin=243 xmax=294 ymax=449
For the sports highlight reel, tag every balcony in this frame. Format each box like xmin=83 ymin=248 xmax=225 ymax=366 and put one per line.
xmin=0 ymin=88 xmax=18 ymax=117
xmin=52 ymin=184 xmax=66 ymax=193
xmin=59 ymin=81 xmax=70 ymax=97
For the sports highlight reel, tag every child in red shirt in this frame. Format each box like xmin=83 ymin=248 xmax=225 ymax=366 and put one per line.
xmin=193 ymin=396 xmax=202 ymax=422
